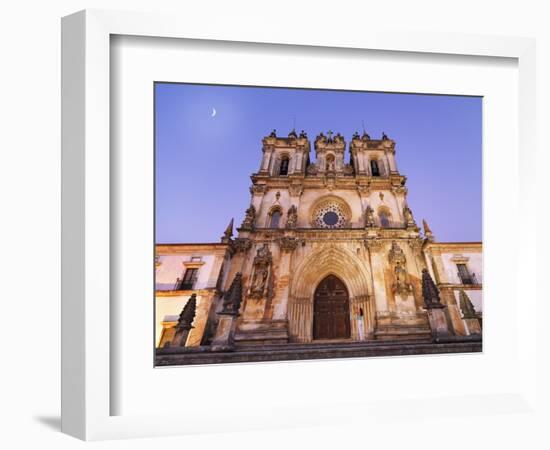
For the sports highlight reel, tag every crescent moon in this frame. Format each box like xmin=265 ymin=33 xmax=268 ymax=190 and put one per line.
xmin=211 ymin=108 xmax=216 ymax=117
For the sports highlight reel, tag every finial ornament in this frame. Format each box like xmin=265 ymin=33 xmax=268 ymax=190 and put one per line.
xmin=176 ymin=293 xmax=197 ymax=330
xmin=423 ymin=219 xmax=434 ymax=241
xmin=221 ymin=218 xmax=234 ymax=243
xmin=220 ymin=273 xmax=244 ymax=315
xmin=459 ymin=290 xmax=477 ymax=319
xmin=421 ymin=268 xmax=445 ymax=309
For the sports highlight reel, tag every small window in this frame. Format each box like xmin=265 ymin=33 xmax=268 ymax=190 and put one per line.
xmin=379 ymin=211 xmax=390 ymax=228
xmin=190 ymin=256 xmax=202 ymax=262
xmin=371 ymin=160 xmax=380 ymax=177
xmin=269 ymin=210 xmax=281 ymax=228
xmin=457 ymin=264 xmax=473 ymax=285
xmin=179 ymin=268 xmax=198 ymax=290
xmin=279 ymin=157 xmax=289 ymax=176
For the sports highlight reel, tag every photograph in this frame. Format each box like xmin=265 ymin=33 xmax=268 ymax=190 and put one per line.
xmin=153 ymin=83 xmax=483 ymax=366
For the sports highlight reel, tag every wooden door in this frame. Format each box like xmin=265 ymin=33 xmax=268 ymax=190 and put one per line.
xmin=313 ymin=275 xmax=350 ymax=340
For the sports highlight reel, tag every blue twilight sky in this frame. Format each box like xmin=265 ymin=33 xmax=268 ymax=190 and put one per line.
xmin=155 ymin=83 xmax=482 ymax=244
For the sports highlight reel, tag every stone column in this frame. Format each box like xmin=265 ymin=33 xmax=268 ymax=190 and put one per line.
xmin=211 ymin=273 xmax=244 ymax=351
xmin=387 ymin=149 xmax=398 ymax=173
xmin=260 ymin=146 xmax=273 ymax=173
xmin=421 ymin=269 xmax=452 ymax=341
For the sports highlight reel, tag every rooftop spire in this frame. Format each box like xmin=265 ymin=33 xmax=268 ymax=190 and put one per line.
xmin=221 ymin=218 xmax=234 ymax=243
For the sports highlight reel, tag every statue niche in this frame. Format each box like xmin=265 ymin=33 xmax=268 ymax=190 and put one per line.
xmin=388 ymin=241 xmax=413 ymax=299
xmin=248 ymin=244 xmax=272 ymax=300
xmin=286 ymin=205 xmax=298 ymax=229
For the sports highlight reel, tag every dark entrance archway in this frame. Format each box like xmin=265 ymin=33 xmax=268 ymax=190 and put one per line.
xmin=313 ymin=274 xmax=351 ymax=340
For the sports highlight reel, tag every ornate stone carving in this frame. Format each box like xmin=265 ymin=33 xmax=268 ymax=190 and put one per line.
xmin=286 ymin=205 xmax=298 ymax=229
xmin=392 ymin=186 xmax=407 ymax=195
xmin=423 ymin=219 xmax=434 ymax=241
xmin=421 ymin=268 xmax=445 ymax=309
xmin=231 ymin=238 xmax=252 ymax=253
xmin=277 ymin=236 xmax=300 ymax=252
xmin=459 ymin=290 xmax=477 ymax=319
xmin=289 ymin=184 xmax=303 ymax=197
xmin=403 ymin=205 xmax=416 ymax=227
xmin=169 ymin=293 xmax=197 ymax=347
xmin=364 ymin=238 xmax=384 ymax=252
xmin=343 ymin=163 xmax=354 ymax=175
xmin=364 ymin=205 xmax=375 ymax=228
xmin=306 ymin=164 xmax=318 ymax=175
xmin=248 ymin=244 xmax=272 ymax=299
xmin=250 ymin=184 xmax=267 ymax=195
xmin=241 ymin=205 xmax=256 ymax=230
xmin=388 ymin=241 xmax=413 ymax=297
xmin=221 ymin=218 xmax=233 ymax=243
xmin=220 ymin=273 xmax=243 ymax=315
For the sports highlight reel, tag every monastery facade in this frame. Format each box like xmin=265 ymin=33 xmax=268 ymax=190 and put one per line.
xmin=155 ymin=130 xmax=482 ymax=364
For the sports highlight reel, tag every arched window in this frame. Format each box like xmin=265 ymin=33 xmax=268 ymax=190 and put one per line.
xmin=379 ymin=210 xmax=390 ymax=228
xmin=370 ymin=159 xmax=380 ymax=177
xmin=279 ymin=156 xmax=290 ymax=176
xmin=269 ymin=210 xmax=281 ymax=228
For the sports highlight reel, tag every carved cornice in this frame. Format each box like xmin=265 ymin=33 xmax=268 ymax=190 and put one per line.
xmin=289 ymin=184 xmax=303 ymax=197
xmin=231 ymin=238 xmax=253 ymax=253
xmin=250 ymin=184 xmax=267 ymax=195
xmin=276 ymin=236 xmax=301 ymax=252
xmin=364 ymin=238 xmax=384 ymax=252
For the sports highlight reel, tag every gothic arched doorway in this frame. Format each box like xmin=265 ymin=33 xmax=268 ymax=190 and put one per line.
xmin=313 ymin=275 xmax=351 ymax=340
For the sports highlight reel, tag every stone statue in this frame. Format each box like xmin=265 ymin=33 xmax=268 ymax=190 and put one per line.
xmin=326 ymin=158 xmax=335 ymax=171
xmin=388 ymin=241 xmax=412 ymax=297
xmin=269 ymin=129 xmax=277 ymax=137
xmin=299 ymin=130 xmax=307 ymax=138
xmin=250 ymin=264 xmax=269 ymax=296
xmin=394 ymin=263 xmax=410 ymax=295
xmin=249 ymin=244 xmax=272 ymax=299
xmin=382 ymin=132 xmax=389 ymax=140
xmin=241 ymin=205 xmax=256 ymax=230
xmin=403 ymin=205 xmax=415 ymax=225
xmin=286 ymin=205 xmax=298 ymax=229
xmin=315 ymin=132 xmax=326 ymax=144
xmin=352 ymin=131 xmax=360 ymax=140
xmin=364 ymin=206 xmax=375 ymax=227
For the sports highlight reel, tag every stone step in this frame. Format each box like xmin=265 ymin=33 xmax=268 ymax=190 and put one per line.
xmin=156 ymin=338 xmax=482 ymax=366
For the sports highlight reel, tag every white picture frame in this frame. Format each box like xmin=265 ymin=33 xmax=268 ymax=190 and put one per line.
xmin=61 ymin=9 xmax=538 ymax=441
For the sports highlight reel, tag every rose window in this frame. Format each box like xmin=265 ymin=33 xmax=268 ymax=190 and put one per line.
xmin=313 ymin=201 xmax=349 ymax=228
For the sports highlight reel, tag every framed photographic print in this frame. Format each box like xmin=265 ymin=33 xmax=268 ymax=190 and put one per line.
xmin=62 ymin=9 xmax=539 ymax=442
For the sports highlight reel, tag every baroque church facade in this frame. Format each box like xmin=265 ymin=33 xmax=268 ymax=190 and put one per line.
xmin=155 ymin=130 xmax=482 ymax=365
